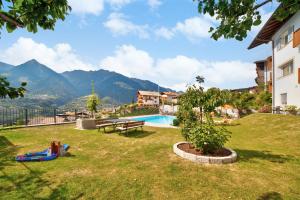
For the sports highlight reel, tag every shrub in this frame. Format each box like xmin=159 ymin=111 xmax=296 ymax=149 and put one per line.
xmin=255 ymin=91 xmax=272 ymax=108
xmin=258 ymin=105 xmax=272 ymax=113
xmin=173 ymin=118 xmax=180 ymax=126
xmin=188 ymin=123 xmax=231 ymax=154
xmin=285 ymin=105 xmax=298 ymax=115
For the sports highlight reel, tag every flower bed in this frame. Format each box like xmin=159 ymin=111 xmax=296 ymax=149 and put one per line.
xmin=173 ymin=142 xmax=237 ymax=164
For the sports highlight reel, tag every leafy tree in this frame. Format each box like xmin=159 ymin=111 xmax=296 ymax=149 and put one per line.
xmin=0 ymin=0 xmax=70 ymax=34
xmin=0 ymin=0 xmax=70 ymax=99
xmin=203 ymin=87 xmax=229 ymax=121
xmin=195 ymin=0 xmax=300 ymax=40
xmin=177 ymin=76 xmax=231 ymax=154
xmin=86 ymin=81 xmax=100 ymax=118
xmin=0 ymin=76 xmax=26 ymax=99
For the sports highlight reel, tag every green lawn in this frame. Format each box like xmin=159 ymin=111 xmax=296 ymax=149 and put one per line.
xmin=0 ymin=114 xmax=299 ymax=199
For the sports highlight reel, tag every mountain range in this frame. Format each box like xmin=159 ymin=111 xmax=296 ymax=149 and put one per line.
xmin=0 ymin=59 xmax=173 ymax=108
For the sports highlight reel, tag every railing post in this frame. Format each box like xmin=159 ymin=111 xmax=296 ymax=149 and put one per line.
xmin=25 ymin=109 xmax=28 ymax=126
xmin=54 ymin=108 xmax=57 ymax=124
xmin=1 ymin=109 xmax=4 ymax=128
xmin=75 ymin=109 xmax=77 ymax=120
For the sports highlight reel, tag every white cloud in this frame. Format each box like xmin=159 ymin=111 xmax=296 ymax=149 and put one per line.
xmin=174 ymin=16 xmax=215 ymax=40
xmin=1 ymin=39 xmax=256 ymax=91
xmin=68 ymin=0 xmax=104 ymax=15
xmin=108 ymin=0 xmax=133 ymax=9
xmin=155 ymin=15 xmax=218 ymax=41
xmin=101 ymin=45 xmax=154 ymax=78
xmin=100 ymin=45 xmax=256 ymax=90
xmin=155 ymin=27 xmax=174 ymax=40
xmin=0 ymin=37 xmax=93 ymax=73
xmin=103 ymin=13 xmax=149 ymax=38
xmin=148 ymin=0 xmax=162 ymax=9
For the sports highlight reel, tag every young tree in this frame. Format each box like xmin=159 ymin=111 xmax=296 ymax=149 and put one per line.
xmin=195 ymin=0 xmax=300 ymax=40
xmin=0 ymin=0 xmax=70 ymax=98
xmin=177 ymin=76 xmax=231 ymax=154
xmin=86 ymin=81 xmax=100 ymax=118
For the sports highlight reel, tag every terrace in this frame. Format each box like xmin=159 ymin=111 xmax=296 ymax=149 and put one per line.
xmin=1 ymin=114 xmax=299 ymax=199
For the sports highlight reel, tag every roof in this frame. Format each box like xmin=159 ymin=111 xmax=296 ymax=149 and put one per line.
xmin=230 ymin=86 xmax=257 ymax=92
xmin=137 ymin=90 xmax=160 ymax=96
xmin=161 ymin=91 xmax=179 ymax=97
xmin=254 ymin=59 xmax=267 ymax=64
xmin=248 ymin=6 xmax=294 ymax=49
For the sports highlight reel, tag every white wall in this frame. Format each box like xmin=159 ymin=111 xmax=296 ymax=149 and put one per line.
xmin=142 ymin=96 xmax=159 ymax=106
xmin=272 ymin=11 xmax=300 ymax=108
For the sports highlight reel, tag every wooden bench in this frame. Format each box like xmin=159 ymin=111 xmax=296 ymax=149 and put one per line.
xmin=116 ymin=121 xmax=145 ymax=133
xmin=95 ymin=119 xmax=115 ymax=133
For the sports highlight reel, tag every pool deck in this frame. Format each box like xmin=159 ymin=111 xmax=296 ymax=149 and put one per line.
xmin=122 ymin=114 xmax=178 ymax=128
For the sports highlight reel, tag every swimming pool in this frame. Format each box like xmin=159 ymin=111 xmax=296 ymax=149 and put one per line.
xmin=132 ymin=115 xmax=176 ymax=126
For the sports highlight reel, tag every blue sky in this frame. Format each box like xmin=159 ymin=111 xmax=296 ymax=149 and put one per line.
xmin=0 ymin=0 xmax=278 ymax=91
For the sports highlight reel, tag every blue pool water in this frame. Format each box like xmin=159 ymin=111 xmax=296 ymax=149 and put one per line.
xmin=132 ymin=115 xmax=176 ymax=125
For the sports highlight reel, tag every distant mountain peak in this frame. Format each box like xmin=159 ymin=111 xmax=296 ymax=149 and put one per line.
xmin=26 ymin=59 xmax=39 ymax=64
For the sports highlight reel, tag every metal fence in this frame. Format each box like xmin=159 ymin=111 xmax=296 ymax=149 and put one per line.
xmin=0 ymin=108 xmax=84 ymax=128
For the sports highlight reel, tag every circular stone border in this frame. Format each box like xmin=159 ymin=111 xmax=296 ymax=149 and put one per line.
xmin=173 ymin=142 xmax=237 ymax=164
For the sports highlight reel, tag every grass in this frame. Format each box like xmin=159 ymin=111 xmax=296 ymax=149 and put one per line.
xmin=0 ymin=113 xmax=299 ymax=199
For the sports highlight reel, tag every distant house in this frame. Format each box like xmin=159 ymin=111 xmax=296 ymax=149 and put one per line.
xmin=231 ymin=86 xmax=258 ymax=94
xmin=255 ymin=56 xmax=273 ymax=93
xmin=137 ymin=91 xmax=160 ymax=107
xmin=249 ymin=9 xmax=300 ymax=108
xmin=161 ymin=92 xmax=179 ymax=104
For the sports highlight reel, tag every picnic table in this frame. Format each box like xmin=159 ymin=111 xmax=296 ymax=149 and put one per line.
xmin=96 ymin=118 xmax=132 ymax=132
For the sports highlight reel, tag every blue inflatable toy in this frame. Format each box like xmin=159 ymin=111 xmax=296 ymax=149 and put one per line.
xmin=16 ymin=144 xmax=69 ymax=162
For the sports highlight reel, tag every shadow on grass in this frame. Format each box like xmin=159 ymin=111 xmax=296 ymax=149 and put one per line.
xmin=0 ymin=135 xmax=81 ymax=199
xmin=235 ymin=149 xmax=293 ymax=163
xmin=257 ymin=191 xmax=283 ymax=200
xmin=120 ymin=130 xmax=156 ymax=138
xmin=0 ymin=136 xmax=18 ymax=170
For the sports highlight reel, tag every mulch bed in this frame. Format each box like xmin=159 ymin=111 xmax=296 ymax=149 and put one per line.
xmin=177 ymin=143 xmax=232 ymax=157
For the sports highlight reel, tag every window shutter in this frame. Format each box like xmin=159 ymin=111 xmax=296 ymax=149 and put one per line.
xmin=298 ymin=68 xmax=300 ymax=84
xmin=293 ymin=28 xmax=300 ymax=48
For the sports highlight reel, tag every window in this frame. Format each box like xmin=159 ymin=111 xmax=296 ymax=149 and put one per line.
xmin=276 ymin=26 xmax=294 ymax=50
xmin=279 ymin=60 xmax=293 ymax=77
xmin=281 ymin=93 xmax=287 ymax=105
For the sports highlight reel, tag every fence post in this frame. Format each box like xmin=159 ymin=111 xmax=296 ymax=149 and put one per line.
xmin=75 ymin=109 xmax=77 ymax=120
xmin=25 ymin=109 xmax=28 ymax=126
xmin=54 ymin=108 xmax=57 ymax=124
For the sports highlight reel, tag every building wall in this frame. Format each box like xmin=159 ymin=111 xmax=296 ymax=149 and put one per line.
xmin=255 ymin=62 xmax=265 ymax=85
xmin=137 ymin=94 xmax=159 ymax=106
xmin=266 ymin=57 xmax=273 ymax=93
xmin=272 ymin=11 xmax=300 ymax=108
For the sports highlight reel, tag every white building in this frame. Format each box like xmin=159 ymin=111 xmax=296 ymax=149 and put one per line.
xmin=137 ymin=91 xmax=160 ymax=107
xmin=249 ymin=10 xmax=300 ymax=109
